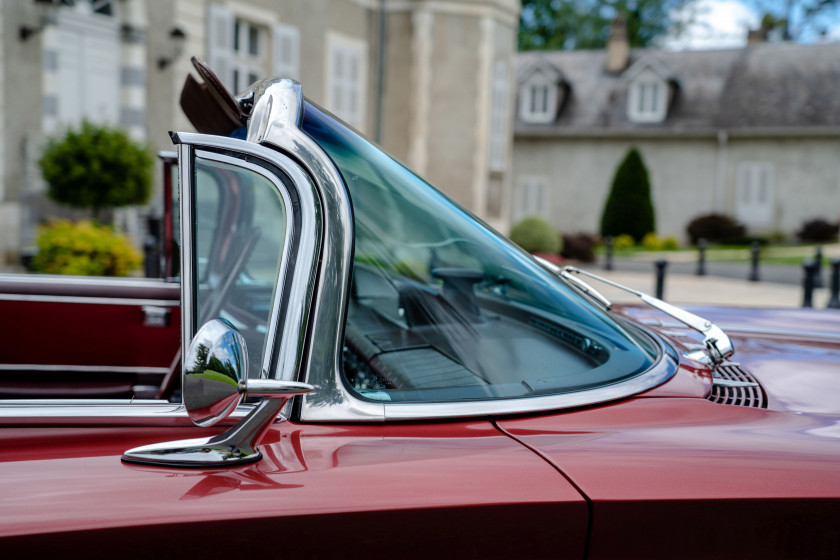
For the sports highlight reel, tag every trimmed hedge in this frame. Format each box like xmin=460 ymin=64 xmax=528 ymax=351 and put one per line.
xmin=600 ymin=147 xmax=655 ymax=242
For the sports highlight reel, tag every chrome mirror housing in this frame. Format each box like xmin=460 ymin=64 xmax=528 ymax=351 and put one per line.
xmin=183 ymin=319 xmax=249 ymax=427
xmin=122 ymin=320 xmax=313 ymax=468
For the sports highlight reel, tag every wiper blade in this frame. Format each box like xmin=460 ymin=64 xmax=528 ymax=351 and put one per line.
xmin=536 ymin=259 xmax=735 ymax=369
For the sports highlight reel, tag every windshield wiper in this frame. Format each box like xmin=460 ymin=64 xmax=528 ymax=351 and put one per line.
xmin=535 ymin=259 xmax=734 ymax=369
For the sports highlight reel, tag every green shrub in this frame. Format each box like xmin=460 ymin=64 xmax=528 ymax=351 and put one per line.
xmin=612 ymin=233 xmax=636 ymax=251
xmin=660 ymin=236 xmax=680 ymax=250
xmin=796 ymin=218 xmax=839 ymax=243
xmin=31 ymin=220 xmax=142 ymax=277
xmin=686 ymin=214 xmax=746 ymax=245
xmin=39 ymin=121 xmax=153 ymax=220
xmin=600 ymin=147 xmax=655 ymax=242
xmin=641 ymin=232 xmax=661 ymax=251
xmin=640 ymin=233 xmax=680 ymax=251
xmin=510 ymin=216 xmax=561 ymax=254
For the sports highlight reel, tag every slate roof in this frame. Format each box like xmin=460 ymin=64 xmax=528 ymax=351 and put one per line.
xmin=515 ymin=42 xmax=840 ymax=133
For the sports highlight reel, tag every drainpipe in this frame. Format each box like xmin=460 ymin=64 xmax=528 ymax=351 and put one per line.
xmin=714 ymin=129 xmax=728 ymax=212
xmin=374 ymin=0 xmax=386 ymax=144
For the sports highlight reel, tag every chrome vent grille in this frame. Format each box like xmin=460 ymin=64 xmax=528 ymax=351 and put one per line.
xmin=707 ymin=362 xmax=767 ymax=409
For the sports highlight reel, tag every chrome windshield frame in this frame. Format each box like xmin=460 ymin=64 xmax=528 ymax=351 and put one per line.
xmin=241 ymin=80 xmax=678 ymax=422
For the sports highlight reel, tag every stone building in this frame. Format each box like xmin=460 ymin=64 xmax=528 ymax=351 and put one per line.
xmin=511 ymin=28 xmax=840 ymax=241
xmin=0 ymin=0 xmax=519 ymax=266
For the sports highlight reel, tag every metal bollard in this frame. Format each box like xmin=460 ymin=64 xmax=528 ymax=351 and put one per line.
xmin=696 ymin=238 xmax=707 ymax=276
xmin=827 ymin=260 xmax=840 ymax=309
xmin=748 ymin=241 xmax=761 ymax=282
xmin=655 ymin=259 xmax=668 ymax=300
xmin=813 ymin=246 xmax=825 ymax=289
xmin=604 ymin=236 xmax=614 ymax=271
xmin=802 ymin=259 xmax=818 ymax=308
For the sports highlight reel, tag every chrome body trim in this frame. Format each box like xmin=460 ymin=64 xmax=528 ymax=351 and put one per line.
xmin=382 ymin=358 xmax=676 ymax=420
xmin=0 ymin=401 xmax=260 ymax=425
xmin=178 ymin=142 xmax=195 ymax=376
xmin=0 ymin=294 xmax=179 ymax=306
xmin=0 ymin=274 xmax=176 ymax=290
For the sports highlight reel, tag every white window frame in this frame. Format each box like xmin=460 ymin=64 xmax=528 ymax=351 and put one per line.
xmin=231 ymin=18 xmax=267 ymax=93
xmin=519 ymin=71 xmax=557 ymax=124
xmin=325 ymin=31 xmax=368 ymax=130
xmin=627 ymin=68 xmax=667 ymax=123
xmin=516 ymin=176 xmax=550 ymax=220
xmin=735 ymin=162 xmax=775 ymax=227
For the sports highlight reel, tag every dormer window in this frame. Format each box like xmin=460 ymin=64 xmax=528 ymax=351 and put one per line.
xmin=627 ymin=67 xmax=668 ymax=123
xmin=519 ymin=71 xmax=558 ymax=124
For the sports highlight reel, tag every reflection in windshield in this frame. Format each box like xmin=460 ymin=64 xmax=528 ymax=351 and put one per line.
xmin=303 ymin=104 xmax=657 ymax=404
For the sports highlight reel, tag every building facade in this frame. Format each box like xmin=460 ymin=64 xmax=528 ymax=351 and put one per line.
xmin=511 ymin=30 xmax=840 ymax=241
xmin=0 ymin=0 xmax=519 ymax=266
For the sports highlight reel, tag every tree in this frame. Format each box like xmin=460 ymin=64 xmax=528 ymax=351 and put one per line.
xmin=39 ymin=121 xmax=153 ymax=222
xmin=748 ymin=0 xmax=840 ymax=41
xmin=600 ymin=147 xmax=655 ymax=242
xmin=518 ymin=0 xmax=689 ymax=51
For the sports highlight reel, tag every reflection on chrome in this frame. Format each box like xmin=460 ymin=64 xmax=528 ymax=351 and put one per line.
xmin=122 ymin=319 xmax=313 ymax=468
xmin=183 ymin=319 xmax=248 ymax=427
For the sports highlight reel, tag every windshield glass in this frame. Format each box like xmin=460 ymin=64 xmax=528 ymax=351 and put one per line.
xmin=303 ymin=103 xmax=657 ymax=403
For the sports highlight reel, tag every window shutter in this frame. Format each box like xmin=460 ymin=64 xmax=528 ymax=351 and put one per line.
xmin=736 ymin=163 xmax=774 ymax=226
xmin=272 ymin=23 xmax=300 ymax=80
xmin=207 ymin=4 xmax=235 ymax=91
xmin=490 ymin=60 xmax=509 ymax=172
xmin=329 ymin=42 xmax=361 ymax=127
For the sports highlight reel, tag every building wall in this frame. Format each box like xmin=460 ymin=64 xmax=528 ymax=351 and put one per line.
xmin=0 ymin=0 xmax=519 ymax=265
xmin=1 ymin=1 xmax=46 ymax=262
xmin=724 ymin=136 xmax=840 ymax=234
xmin=512 ymin=134 xmax=840 ymax=241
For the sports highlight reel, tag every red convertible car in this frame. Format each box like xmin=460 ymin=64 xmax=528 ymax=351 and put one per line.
xmin=2 ymin=64 xmax=840 ymax=558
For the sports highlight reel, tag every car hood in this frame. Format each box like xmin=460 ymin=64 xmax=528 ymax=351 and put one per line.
xmin=619 ymin=304 xmax=840 ymax=415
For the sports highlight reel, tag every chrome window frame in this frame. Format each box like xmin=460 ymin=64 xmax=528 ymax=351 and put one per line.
xmin=174 ymin=132 xmax=322 ymax=388
xmin=0 ymin=108 xmax=322 ymax=424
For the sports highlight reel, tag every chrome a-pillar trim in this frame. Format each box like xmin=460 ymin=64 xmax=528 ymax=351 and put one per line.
xmin=243 ymin=79 xmax=382 ymax=421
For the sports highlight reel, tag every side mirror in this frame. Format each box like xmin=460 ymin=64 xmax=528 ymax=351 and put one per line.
xmin=183 ymin=319 xmax=249 ymax=427
xmin=122 ymin=320 xmax=313 ymax=467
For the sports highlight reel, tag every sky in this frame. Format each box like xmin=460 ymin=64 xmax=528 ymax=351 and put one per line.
xmin=660 ymin=0 xmax=840 ymax=50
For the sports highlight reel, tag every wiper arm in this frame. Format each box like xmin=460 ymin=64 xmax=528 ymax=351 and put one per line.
xmin=536 ymin=259 xmax=734 ymax=369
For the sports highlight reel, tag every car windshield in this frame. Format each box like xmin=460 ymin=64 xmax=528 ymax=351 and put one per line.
xmin=302 ymin=103 xmax=657 ymax=403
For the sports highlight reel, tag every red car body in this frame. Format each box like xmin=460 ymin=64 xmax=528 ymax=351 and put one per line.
xmin=2 ymin=306 xmax=839 ymax=558
xmin=2 ymin=69 xmax=839 ymax=559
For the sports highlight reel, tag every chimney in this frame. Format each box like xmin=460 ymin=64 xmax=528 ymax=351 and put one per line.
xmin=747 ymin=26 xmax=768 ymax=44
xmin=606 ymin=16 xmax=630 ymax=73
